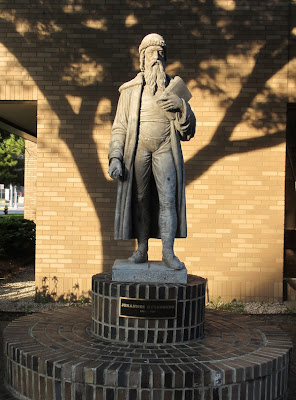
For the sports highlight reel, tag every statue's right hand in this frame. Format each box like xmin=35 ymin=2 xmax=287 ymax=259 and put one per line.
xmin=108 ymin=158 xmax=123 ymax=179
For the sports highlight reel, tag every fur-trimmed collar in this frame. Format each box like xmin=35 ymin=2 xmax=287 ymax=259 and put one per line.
xmin=119 ymin=72 xmax=173 ymax=93
xmin=118 ymin=72 xmax=174 ymax=93
xmin=119 ymin=72 xmax=144 ymax=93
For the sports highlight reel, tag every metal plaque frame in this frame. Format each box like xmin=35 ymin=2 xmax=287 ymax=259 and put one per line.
xmin=119 ymin=297 xmax=177 ymax=319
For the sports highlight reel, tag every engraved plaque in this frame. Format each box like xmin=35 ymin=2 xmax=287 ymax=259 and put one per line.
xmin=119 ymin=297 xmax=177 ymax=319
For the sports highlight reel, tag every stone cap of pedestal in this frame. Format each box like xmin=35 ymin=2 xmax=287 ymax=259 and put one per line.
xmin=112 ymin=259 xmax=187 ymax=284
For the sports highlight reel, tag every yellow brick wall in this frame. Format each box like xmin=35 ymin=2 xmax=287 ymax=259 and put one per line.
xmin=288 ymin=0 xmax=296 ymax=102
xmin=0 ymin=0 xmax=295 ymax=301
xmin=24 ymin=140 xmax=37 ymax=221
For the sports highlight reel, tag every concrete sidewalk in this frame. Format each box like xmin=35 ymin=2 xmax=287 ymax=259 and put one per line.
xmin=0 ymin=206 xmax=24 ymax=216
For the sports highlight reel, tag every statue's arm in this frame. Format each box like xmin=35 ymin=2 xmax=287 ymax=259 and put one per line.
xmin=109 ymin=90 xmax=130 ymax=162
xmin=108 ymin=90 xmax=131 ymax=180
xmin=175 ymin=99 xmax=196 ymax=141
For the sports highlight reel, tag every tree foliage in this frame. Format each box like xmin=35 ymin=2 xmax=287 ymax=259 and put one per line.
xmin=0 ymin=216 xmax=35 ymax=259
xmin=0 ymin=130 xmax=25 ymax=186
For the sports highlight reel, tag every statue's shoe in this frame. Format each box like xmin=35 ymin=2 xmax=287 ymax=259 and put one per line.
xmin=162 ymin=254 xmax=185 ymax=270
xmin=128 ymin=250 xmax=148 ymax=263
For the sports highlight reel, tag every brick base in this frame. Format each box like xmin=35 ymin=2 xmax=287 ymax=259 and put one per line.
xmin=4 ymin=308 xmax=292 ymax=400
xmin=92 ymin=273 xmax=206 ymax=344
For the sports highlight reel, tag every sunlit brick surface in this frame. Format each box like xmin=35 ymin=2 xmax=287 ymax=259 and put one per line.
xmin=24 ymin=140 xmax=37 ymax=222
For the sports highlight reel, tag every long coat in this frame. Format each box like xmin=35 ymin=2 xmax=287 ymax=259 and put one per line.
xmin=109 ymin=72 xmax=196 ymax=240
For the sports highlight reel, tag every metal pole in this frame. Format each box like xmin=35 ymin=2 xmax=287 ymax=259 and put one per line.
xmin=9 ymin=184 xmax=13 ymax=207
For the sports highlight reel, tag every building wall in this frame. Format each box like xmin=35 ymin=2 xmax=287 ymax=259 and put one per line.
xmin=288 ymin=0 xmax=296 ymax=101
xmin=0 ymin=0 xmax=295 ymax=301
xmin=24 ymin=140 xmax=37 ymax=221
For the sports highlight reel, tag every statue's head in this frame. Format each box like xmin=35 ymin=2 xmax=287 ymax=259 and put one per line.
xmin=139 ymin=33 xmax=167 ymax=95
xmin=139 ymin=33 xmax=167 ymax=72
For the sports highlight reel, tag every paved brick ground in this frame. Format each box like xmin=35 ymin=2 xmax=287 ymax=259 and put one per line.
xmin=0 ymin=310 xmax=295 ymax=399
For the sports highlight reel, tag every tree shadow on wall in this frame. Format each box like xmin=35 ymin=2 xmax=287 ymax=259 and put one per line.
xmin=35 ymin=276 xmax=91 ymax=304
xmin=0 ymin=0 xmax=294 ymax=270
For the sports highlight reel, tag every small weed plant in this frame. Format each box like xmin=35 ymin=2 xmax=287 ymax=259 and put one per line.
xmin=207 ymin=297 xmax=245 ymax=313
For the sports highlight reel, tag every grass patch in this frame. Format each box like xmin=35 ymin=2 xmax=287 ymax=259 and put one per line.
xmin=0 ymin=213 xmax=24 ymax=219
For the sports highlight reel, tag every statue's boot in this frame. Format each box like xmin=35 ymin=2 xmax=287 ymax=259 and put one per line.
xmin=128 ymin=249 xmax=148 ymax=263
xmin=160 ymin=202 xmax=185 ymax=270
xmin=162 ymin=251 xmax=185 ymax=270
xmin=128 ymin=200 xmax=149 ymax=263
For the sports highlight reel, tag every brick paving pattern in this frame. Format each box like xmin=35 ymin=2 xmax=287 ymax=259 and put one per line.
xmin=0 ymin=308 xmax=294 ymax=399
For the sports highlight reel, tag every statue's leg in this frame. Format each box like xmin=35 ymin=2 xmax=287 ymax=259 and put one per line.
xmin=152 ymin=142 xmax=185 ymax=270
xmin=128 ymin=140 xmax=151 ymax=263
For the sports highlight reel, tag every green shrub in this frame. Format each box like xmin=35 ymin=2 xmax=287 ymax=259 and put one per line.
xmin=0 ymin=216 xmax=35 ymax=259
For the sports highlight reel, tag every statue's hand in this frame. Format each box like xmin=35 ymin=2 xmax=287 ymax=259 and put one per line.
xmin=108 ymin=158 xmax=122 ymax=179
xmin=157 ymin=93 xmax=183 ymax=112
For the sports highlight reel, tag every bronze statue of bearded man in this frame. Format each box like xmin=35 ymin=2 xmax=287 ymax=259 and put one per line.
xmin=108 ymin=33 xmax=196 ymax=270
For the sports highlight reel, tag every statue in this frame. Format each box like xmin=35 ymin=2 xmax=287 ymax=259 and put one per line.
xmin=108 ymin=33 xmax=196 ymax=270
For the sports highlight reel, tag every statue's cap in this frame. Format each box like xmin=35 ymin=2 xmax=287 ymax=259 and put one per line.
xmin=138 ymin=33 xmax=166 ymax=54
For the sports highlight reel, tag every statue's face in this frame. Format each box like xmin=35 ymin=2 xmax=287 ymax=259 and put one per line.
xmin=144 ymin=45 xmax=165 ymax=69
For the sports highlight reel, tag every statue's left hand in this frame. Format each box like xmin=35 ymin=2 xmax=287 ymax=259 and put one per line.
xmin=157 ymin=93 xmax=183 ymax=112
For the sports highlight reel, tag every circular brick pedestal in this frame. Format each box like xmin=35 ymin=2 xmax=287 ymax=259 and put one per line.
xmin=92 ymin=273 xmax=206 ymax=344
xmin=4 ymin=307 xmax=292 ymax=400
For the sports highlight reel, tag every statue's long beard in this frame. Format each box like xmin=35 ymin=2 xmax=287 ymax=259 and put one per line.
xmin=144 ymin=61 xmax=167 ymax=95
